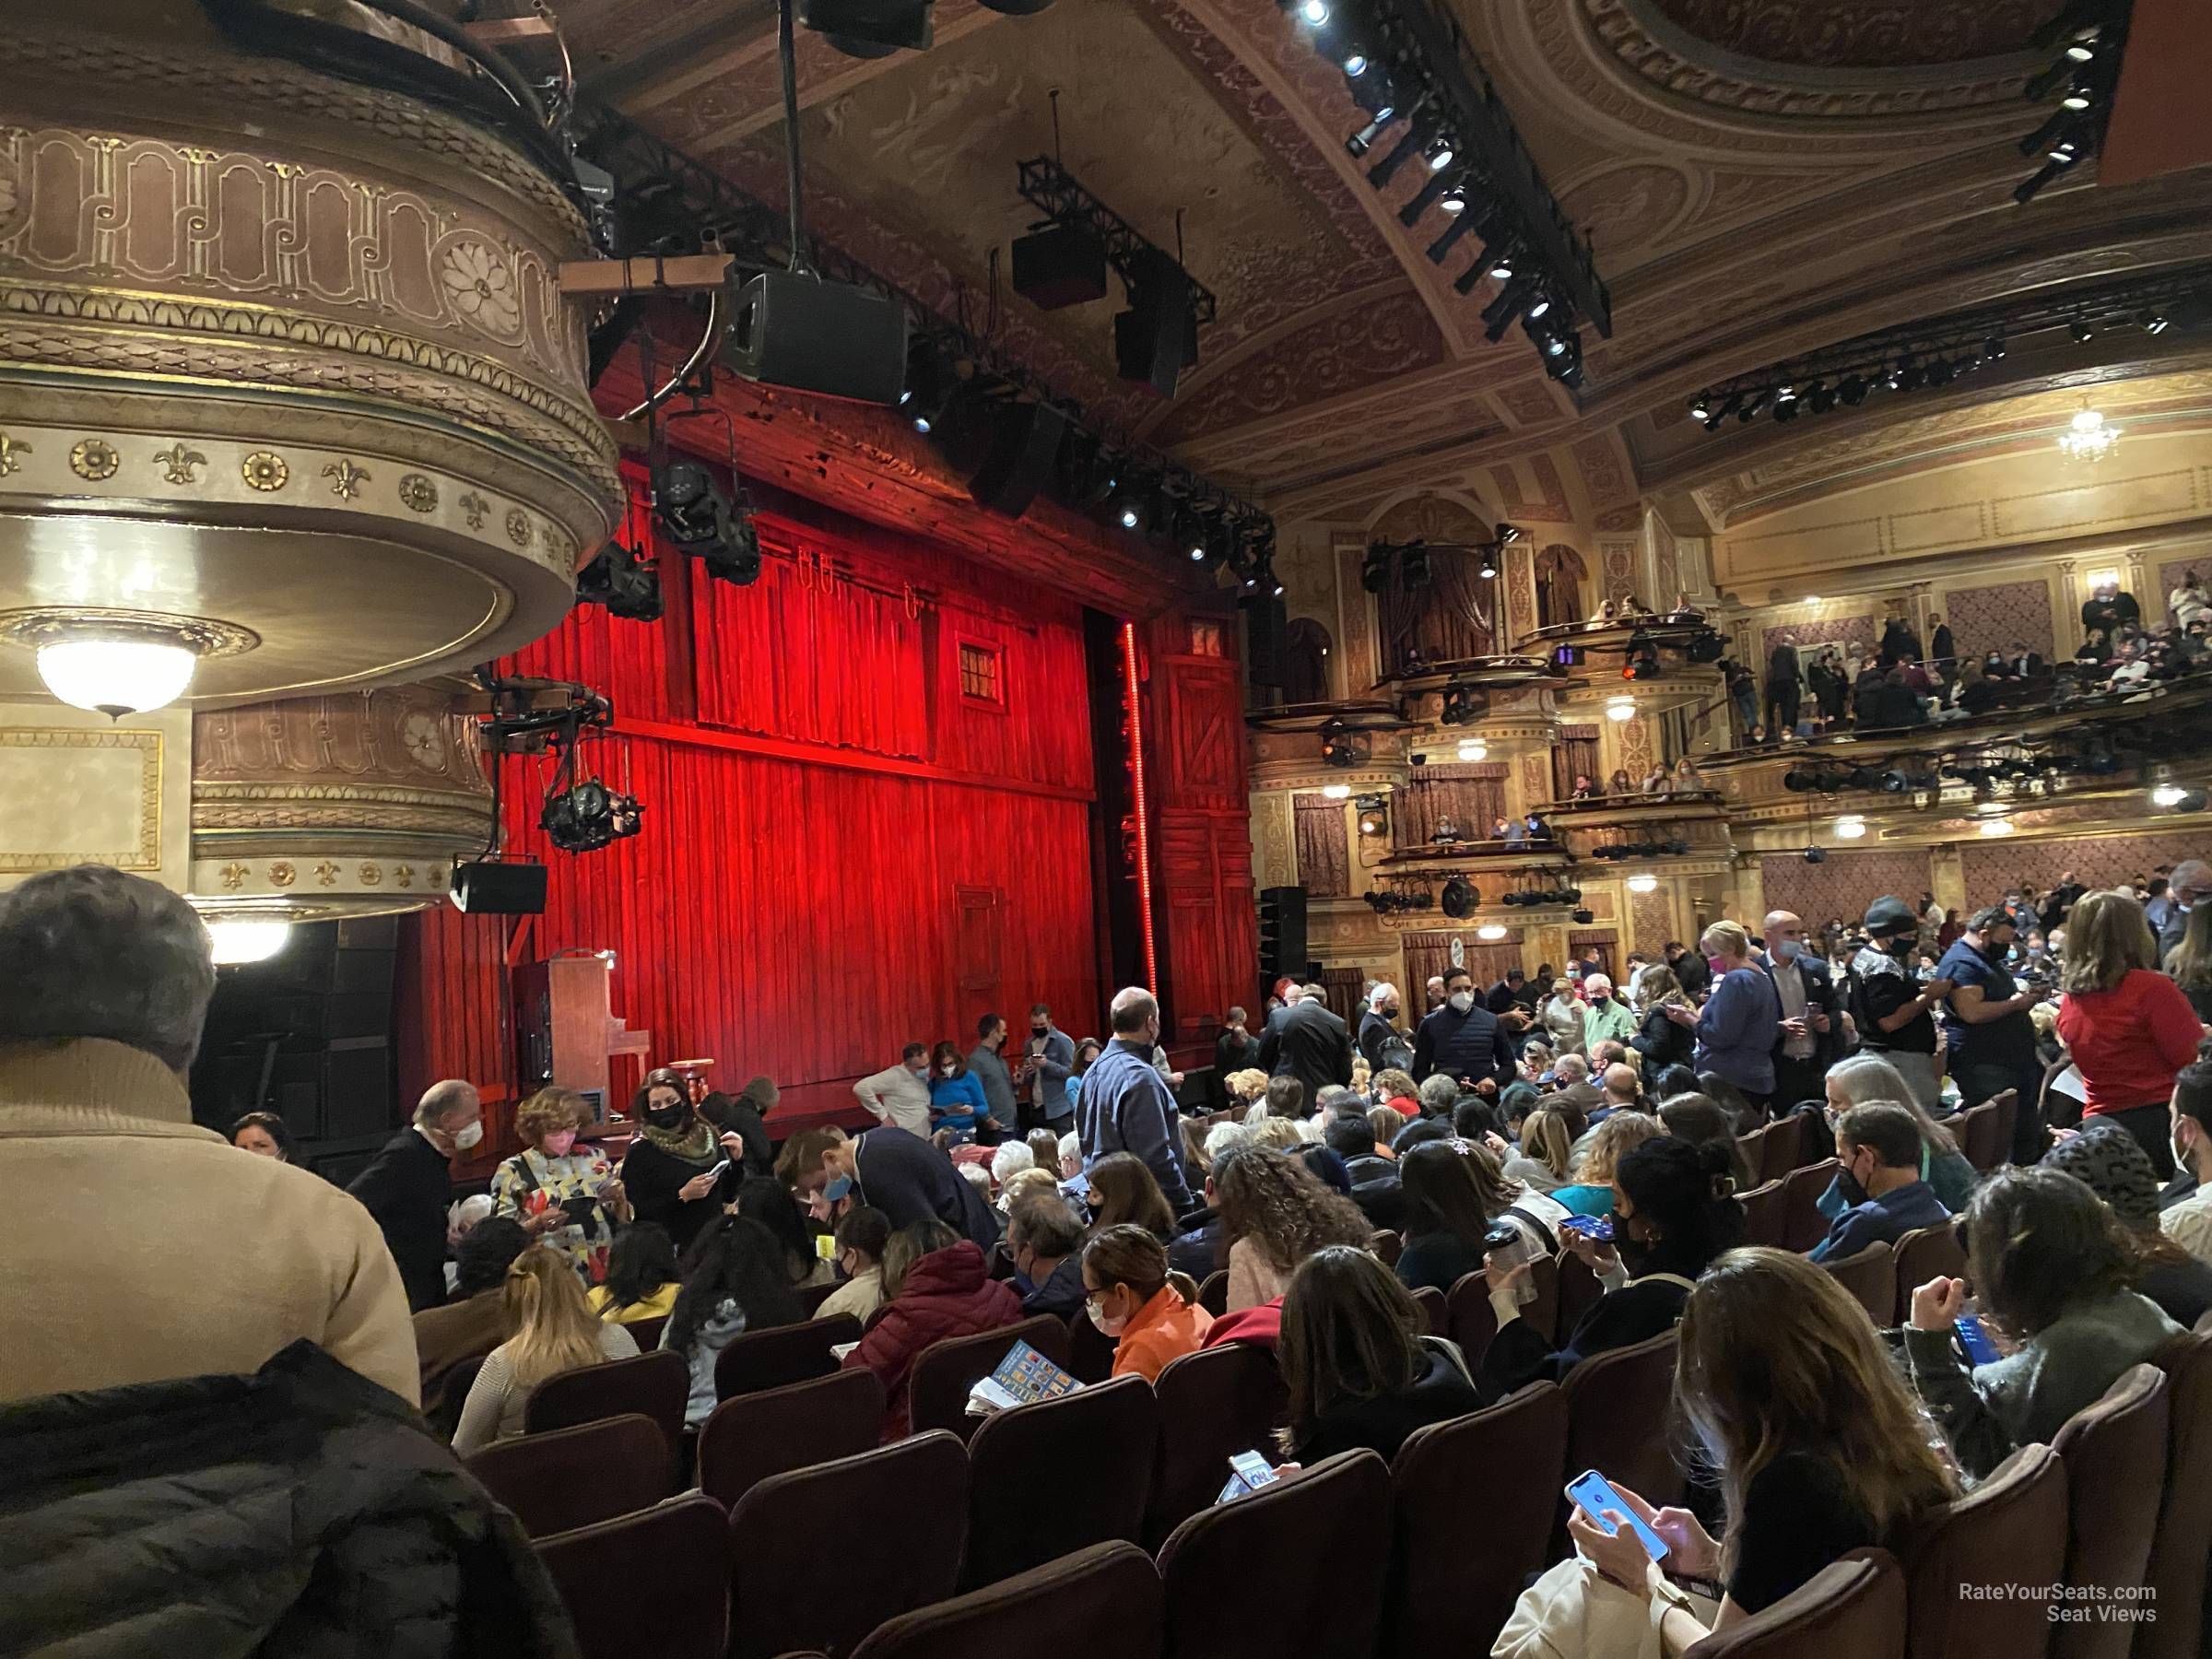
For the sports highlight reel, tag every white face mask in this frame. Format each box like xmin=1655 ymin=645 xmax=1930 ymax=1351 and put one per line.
xmin=1086 ymin=1299 xmax=1129 ymax=1338
xmin=1448 ymin=991 xmax=1475 ymax=1013
xmin=452 ymin=1120 xmax=484 ymax=1152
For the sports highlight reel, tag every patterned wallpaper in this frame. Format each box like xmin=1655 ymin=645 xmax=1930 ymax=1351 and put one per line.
xmin=1759 ymin=850 xmax=1934 ymax=932
xmin=1944 ymin=578 xmax=2053 ymax=663
xmin=1760 ymin=616 xmax=1876 ymax=665
xmin=1631 ymin=886 xmax=1675 ymax=956
xmin=1960 ymin=833 xmax=2212 ymax=904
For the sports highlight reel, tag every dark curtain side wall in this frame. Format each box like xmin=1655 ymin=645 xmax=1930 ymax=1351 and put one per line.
xmin=397 ymin=477 xmax=1108 ymax=1165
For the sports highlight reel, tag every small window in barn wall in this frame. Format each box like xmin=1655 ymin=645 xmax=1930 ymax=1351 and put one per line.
xmin=958 ymin=641 xmax=1005 ymax=707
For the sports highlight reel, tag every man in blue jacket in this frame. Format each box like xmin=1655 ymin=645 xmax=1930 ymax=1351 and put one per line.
xmin=1809 ymin=1102 xmax=1950 ymax=1262
xmin=1410 ymin=966 xmax=1514 ymax=1092
xmin=1077 ymin=987 xmax=1194 ymax=1213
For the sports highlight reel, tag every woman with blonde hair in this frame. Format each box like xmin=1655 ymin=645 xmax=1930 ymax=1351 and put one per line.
xmin=1085 ymin=1149 xmax=1177 ymax=1241
xmin=1250 ymin=1116 xmax=1309 ymax=1153
xmin=451 ymin=1246 xmax=639 ymax=1452
xmin=1552 ymin=1110 xmax=1665 ymax=1217
xmin=1540 ymin=978 xmax=1584 ymax=1056
xmin=2164 ymin=898 xmax=2212 ymax=1021
xmin=1213 ymin=1144 xmax=1374 ymax=1312
xmin=2057 ymin=888 xmax=2204 ymax=1175
xmin=1224 ymin=1066 xmax=1272 ymax=1107
xmin=1500 ymin=1104 xmax=1576 ymax=1194
xmin=1559 ymin=1248 xmax=1956 ymax=1638
xmin=1663 ymin=920 xmax=1780 ymax=1106
xmin=491 ymin=1087 xmax=629 ymax=1281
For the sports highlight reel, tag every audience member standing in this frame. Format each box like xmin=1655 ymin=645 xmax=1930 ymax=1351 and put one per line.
xmin=1665 ymin=923 xmax=1779 ymax=1108
xmin=1539 ymin=976 xmax=1584 ymax=1057
xmin=1412 ymin=966 xmax=1514 ymax=1089
xmin=1762 ymin=911 xmax=1836 ymax=1112
xmin=348 ymin=1077 xmax=486 ymax=1314
xmin=853 ymin=1042 xmax=934 ymax=1136
xmin=1020 ymin=1004 xmax=1077 ymax=1135
xmin=1938 ymin=906 xmax=2046 ymax=1159
xmin=618 ymin=1068 xmax=732 ymax=1254
xmin=1078 ymin=989 xmax=1194 ymax=1213
xmin=1578 ymin=974 xmax=1635 ymax=1053
xmin=794 ymin=1125 xmax=998 ymax=1250
xmin=2056 ymin=889 xmax=2203 ymax=1178
xmin=1847 ymin=900 xmax=1949 ymax=1112
xmin=2 ymin=867 xmax=416 ymax=1406
xmin=1664 ymin=940 xmax=1711 ymax=1000
xmin=1212 ymin=1007 xmax=1261 ymax=1109
xmin=967 ymin=1015 xmax=1019 ymax=1141
xmin=488 ymin=1086 xmax=628 ymax=1283
xmin=1260 ymin=982 xmax=1356 ymax=1101
xmin=1357 ymin=982 xmax=1413 ymax=1073
xmin=2158 ymin=859 xmax=2212 ymax=958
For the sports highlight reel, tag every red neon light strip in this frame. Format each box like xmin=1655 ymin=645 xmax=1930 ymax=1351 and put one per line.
xmin=1122 ymin=620 xmax=1158 ymax=994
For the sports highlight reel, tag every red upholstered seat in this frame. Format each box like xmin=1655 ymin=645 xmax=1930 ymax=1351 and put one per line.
xmin=1145 ymin=1342 xmax=1287 ymax=1548
xmin=961 ymin=1374 xmax=1159 ymax=1588
xmin=2050 ymin=1364 xmax=2169 ymax=1659
xmin=537 ymin=1493 xmax=729 ymax=1659
xmin=1678 ymin=1549 xmax=1905 ymax=1659
xmin=696 ymin=1368 xmax=884 ymax=1512
xmin=1897 ymin=1443 xmax=2067 ymax=1659
xmin=713 ymin=1314 xmax=861 ymax=1402
xmin=524 ymin=1347 xmax=688 ymax=1453
xmin=465 ymin=1411 xmax=674 ymax=1538
xmin=847 ymin=1541 xmax=1162 ymax=1659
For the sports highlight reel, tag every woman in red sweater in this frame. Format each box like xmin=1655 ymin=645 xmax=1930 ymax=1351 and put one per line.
xmin=841 ymin=1224 xmax=1020 ymax=1440
xmin=2055 ymin=889 xmax=2206 ymax=1179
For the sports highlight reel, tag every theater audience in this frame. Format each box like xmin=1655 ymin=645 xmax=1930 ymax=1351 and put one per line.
xmin=1277 ymin=1246 xmax=1483 ymax=1465
xmin=1902 ymin=1166 xmax=2183 ymax=1478
xmin=490 ymin=1086 xmax=628 ymax=1282
xmin=413 ymin=1217 xmax=529 ymax=1419
xmin=1213 ymin=1144 xmax=1374 ymax=1312
xmin=1082 ymin=1224 xmax=1212 ymax=1382
xmin=1500 ymin=1105 xmax=1577 ymax=1194
xmin=1592 ymin=1063 xmax=1643 ymax=1124
xmin=1480 ymin=1136 xmax=1740 ymax=1396
xmin=451 ymin=1246 xmax=639 ymax=1453
xmin=1655 ymin=1093 xmax=1755 ymax=1192
xmin=1394 ymin=1137 xmax=1559 ymax=1295
xmin=815 ymin=1206 xmax=891 ymax=1324
xmin=349 ymin=1077 xmax=487 ymax=1314
xmin=1820 ymin=1053 xmax=1977 ymax=1216
xmin=1564 ymin=1249 xmax=1958 ymax=1641
xmin=843 ymin=1220 xmax=1020 ymax=1441
xmin=1077 ymin=988 xmax=1194 ymax=1213
xmin=1006 ymin=1194 xmax=1088 ymax=1318
xmin=926 ymin=1040 xmax=988 ymax=1139
xmin=701 ymin=1078 xmax=777 ymax=1177
xmin=1540 ymin=978 xmax=1584 ymax=1056
xmin=1086 ymin=1149 xmax=1179 ymax=1241
xmin=1665 ymin=922 xmax=1780 ymax=1108
xmin=586 ymin=1221 xmax=680 ymax=1325
xmin=736 ymin=1176 xmax=836 ymax=1289
xmin=1551 ymin=1110 xmax=1665 ymax=1218
xmin=1629 ymin=966 xmax=1695 ymax=1082
xmin=658 ymin=1217 xmax=806 ymax=1429
xmin=1324 ymin=1110 xmax=1404 ymax=1230
xmin=229 ymin=1111 xmax=294 ymax=1161
xmin=2056 ymin=888 xmax=2203 ymax=1176
xmin=618 ymin=1067 xmax=731 ymax=1254
xmin=1808 ymin=1103 xmax=1952 ymax=1263
xmin=853 ymin=1042 xmax=935 ymax=1136
xmin=1580 ymin=975 xmax=1635 ymax=1052
xmin=790 ymin=1124 xmax=998 ymax=1250
xmin=2041 ymin=1119 xmax=2212 ymax=1327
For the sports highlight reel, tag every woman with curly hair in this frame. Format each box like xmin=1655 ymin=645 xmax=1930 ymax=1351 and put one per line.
xmin=1223 ymin=1066 xmax=1272 ymax=1108
xmin=491 ymin=1087 xmax=629 ymax=1281
xmin=1212 ymin=1144 xmax=1374 ymax=1312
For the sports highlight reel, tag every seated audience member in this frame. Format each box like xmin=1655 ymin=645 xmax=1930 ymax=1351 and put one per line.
xmin=1808 ymin=1103 xmax=1952 ymax=1263
xmin=1083 ymin=1224 xmax=1212 ymax=1382
xmin=4 ymin=865 xmax=421 ymax=1407
xmin=1086 ymin=1149 xmax=1178 ymax=1240
xmin=586 ymin=1221 xmax=681 ymax=1325
xmin=1252 ymin=1116 xmax=1310 ymax=1154
xmin=1213 ymin=1144 xmax=1375 ymax=1312
xmin=229 ymin=1110 xmax=294 ymax=1161
xmin=452 ymin=1247 xmax=640 ymax=1453
xmin=815 ymin=1206 xmax=892 ymax=1324
xmin=991 ymin=1139 xmax=1036 ymax=1196
xmin=1169 ymin=1151 xmax=1237 ymax=1281
xmin=1500 ymin=1105 xmax=1577 ymax=1194
xmin=2056 ymin=888 xmax=2203 ymax=1177
xmin=1481 ymin=1136 xmax=1740 ymax=1397
xmin=1902 ymin=1167 xmax=2184 ymax=1478
xmin=414 ymin=1217 xmax=530 ymax=1418
xmin=1395 ymin=1138 xmax=1562 ymax=1295
xmin=1552 ymin=1111 xmax=1665 ymax=1218
xmin=1265 ymin=1073 xmax=1307 ymax=1121
xmin=1820 ymin=1053 xmax=1977 ymax=1217
xmin=1655 ymin=1093 xmax=1756 ymax=1192
xmin=2161 ymin=1060 xmax=2212 ymax=1263
xmin=1367 ymin=1104 xmax=1407 ymax=1155
xmin=997 ymin=1167 xmax=1058 ymax=1217
xmin=1562 ymin=1249 xmax=1958 ymax=1641
xmin=1006 ymin=1194 xmax=1089 ymax=1318
xmin=1279 ymin=1246 xmax=1484 ymax=1465
xmin=1417 ymin=1072 xmax=1464 ymax=1122
xmin=2042 ymin=1120 xmax=2212 ymax=1327
xmin=1223 ymin=1067 xmax=1271 ymax=1110
xmin=1591 ymin=1062 xmax=1643 ymax=1124
xmin=926 ymin=1041 xmax=989 ymax=1138
xmin=1025 ymin=1126 xmax=1063 ymax=1175
xmin=661 ymin=1217 xmax=806 ymax=1430
xmin=1299 ymin=1140 xmax=1355 ymax=1195
xmin=1496 ymin=1080 xmax=1539 ymax=1134
xmin=1056 ymin=1129 xmax=1088 ymax=1206
xmin=737 ymin=1176 xmax=836 ymax=1288
xmin=842 ymin=1220 xmax=1022 ymax=1441
xmin=1324 ymin=1111 xmax=1403 ymax=1230
xmin=1393 ymin=1117 xmax=1455 ymax=1158
xmin=1544 ymin=1053 xmax=1606 ymax=1117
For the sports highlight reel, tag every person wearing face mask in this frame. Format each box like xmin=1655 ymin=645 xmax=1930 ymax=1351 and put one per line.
xmin=1083 ymin=1223 xmax=1212 ymax=1383
xmin=348 ymin=1077 xmax=488 ymax=1313
xmin=967 ymin=1014 xmax=1019 ymax=1142
xmin=1762 ymin=910 xmax=1838 ymax=1114
xmin=1020 ymin=1003 xmax=1077 ymax=1135
xmin=618 ymin=1067 xmax=732 ymax=1254
xmin=853 ymin=1042 xmax=935 ymax=1137
xmin=1412 ymin=966 xmax=1515 ymax=1092
xmin=1936 ymin=906 xmax=2046 ymax=1160
xmin=1005 ymin=1191 xmax=1088 ymax=1317
xmin=1807 ymin=1103 xmax=1951 ymax=1263
xmin=2157 ymin=858 xmax=2212 ymax=959
xmin=488 ymin=1086 xmax=629 ymax=1282
xmin=1662 ymin=922 xmax=1781 ymax=1109
xmin=2159 ymin=1060 xmax=2212 ymax=1258
xmin=1077 ymin=988 xmax=1195 ymax=1214
xmin=1577 ymin=973 xmax=1636 ymax=1053
xmin=812 ymin=1206 xmax=891 ymax=1324
xmin=1844 ymin=898 xmax=1950 ymax=1113
xmin=1357 ymin=982 xmax=1414 ymax=1074
xmin=924 ymin=1041 xmax=989 ymax=1139
xmin=1477 ymin=1135 xmax=1742 ymax=1398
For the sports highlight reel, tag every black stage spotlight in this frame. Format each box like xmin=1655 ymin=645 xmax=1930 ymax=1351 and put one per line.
xmin=1346 ymin=108 xmax=1398 ymax=157
xmin=1441 ymin=876 xmax=1477 ymax=919
xmin=1398 ymin=169 xmax=1458 ymax=226
xmin=800 ymin=0 xmax=933 ymax=57
xmin=1878 ymin=768 xmax=1912 ymax=793
xmin=1802 ymin=846 xmax=1827 ymax=865
xmin=1687 ymin=629 xmax=1725 ymax=664
xmin=1365 ymin=122 xmax=1431 ymax=191
xmin=1429 ymin=213 xmax=1476 ymax=265
xmin=1784 ymin=769 xmax=1817 ymax=792
xmin=1399 ymin=541 xmax=1431 ymax=589
xmin=1361 ymin=543 xmax=1393 ymax=594
xmin=574 ymin=537 xmax=662 ymax=622
xmin=1495 ymin=522 xmax=1523 ymax=545
xmin=1481 ymin=275 xmax=1535 ymax=343
xmin=541 ymin=777 xmax=644 ymax=853
xmin=1571 ymin=908 xmax=1594 ymax=925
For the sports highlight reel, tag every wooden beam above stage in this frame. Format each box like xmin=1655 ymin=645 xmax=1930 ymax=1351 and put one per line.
xmin=592 ymin=358 xmax=1223 ymax=620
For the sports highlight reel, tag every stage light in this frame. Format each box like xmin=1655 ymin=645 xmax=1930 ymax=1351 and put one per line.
xmin=1571 ymin=908 xmax=1594 ymax=924
xmin=206 ymin=919 xmax=293 ymax=966
xmin=1457 ymin=739 xmax=1487 ymax=761
xmin=2147 ymin=312 xmax=2171 ymax=335
xmin=1838 ymin=374 xmax=1868 ymax=406
xmin=2070 ymin=317 xmax=2094 ymax=343
xmin=1496 ymin=523 xmax=1523 ymax=545
xmin=655 ymin=460 xmax=761 ymax=586
xmin=1346 ymin=112 xmax=1396 ymax=157
xmin=1441 ymin=876 xmax=1478 ymax=919
xmin=1802 ymin=847 xmax=1827 ymax=865
xmin=1361 ymin=543 xmax=1394 ymax=594
xmin=1440 ymin=186 xmax=1466 ymax=214
xmin=1119 ymin=504 xmax=1140 ymax=529
xmin=1343 ymin=51 xmax=1367 ymax=74
xmin=1979 ymin=818 xmax=2016 ymax=837
xmin=1399 ymin=542 xmax=1430 ymax=589
xmin=801 ymin=0 xmax=933 ymax=57
xmin=1606 ymin=696 xmax=1636 ymax=722
xmin=1300 ymin=0 xmax=1328 ymax=23
xmin=1425 ymin=140 xmax=1454 ymax=171
xmin=541 ymin=777 xmax=644 ymax=853
xmin=1526 ymin=297 xmax=1551 ymax=321
xmin=575 ymin=537 xmax=663 ymax=622
xmin=2153 ymin=784 xmax=2186 ymax=806
xmin=1689 ymin=396 xmax=1712 ymax=423
xmin=1485 ymin=249 xmax=1515 ymax=279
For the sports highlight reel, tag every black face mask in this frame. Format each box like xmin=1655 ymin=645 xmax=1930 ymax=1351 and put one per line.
xmin=644 ymin=1104 xmax=687 ymax=1130
xmin=1030 ymin=1026 xmax=1048 ymax=1039
xmin=1835 ymin=1163 xmax=1869 ymax=1207
xmin=1885 ymin=935 xmax=1915 ymax=958
xmin=1615 ymin=1232 xmax=1652 ymax=1277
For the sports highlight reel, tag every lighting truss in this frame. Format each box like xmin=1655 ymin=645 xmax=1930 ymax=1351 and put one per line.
xmin=1015 ymin=157 xmax=1218 ymax=325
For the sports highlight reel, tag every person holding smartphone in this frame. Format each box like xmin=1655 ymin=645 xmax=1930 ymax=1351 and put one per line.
xmin=619 ymin=1069 xmax=732 ymax=1254
xmin=1552 ymin=1248 xmax=1956 ymax=1643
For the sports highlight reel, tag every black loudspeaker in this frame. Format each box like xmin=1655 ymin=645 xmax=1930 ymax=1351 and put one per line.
xmin=967 ymin=399 xmax=1068 ymax=517
xmin=1243 ymin=594 xmax=1288 ymax=689
xmin=1011 ymin=224 xmax=1109 ymax=310
xmin=1114 ymin=249 xmax=1199 ymax=397
xmin=724 ymin=270 xmax=910 ymax=406
xmin=451 ymin=860 xmax=547 ymax=914
xmin=1258 ymin=886 xmax=1309 ymax=984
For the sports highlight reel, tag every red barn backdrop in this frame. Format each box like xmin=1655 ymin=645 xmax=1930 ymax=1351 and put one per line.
xmin=396 ymin=477 xmax=1114 ymax=1158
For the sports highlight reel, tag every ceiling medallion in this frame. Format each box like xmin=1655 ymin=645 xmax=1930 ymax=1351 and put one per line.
xmin=67 ymin=438 xmax=120 ymax=481
xmin=0 ymin=606 xmax=262 ymax=660
xmin=398 ymin=473 xmax=439 ymax=512
xmin=241 ymin=451 xmax=289 ymax=491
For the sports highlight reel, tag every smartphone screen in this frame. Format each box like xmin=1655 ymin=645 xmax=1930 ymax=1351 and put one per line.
xmin=1566 ymin=1469 xmax=1669 ymax=1561
xmin=1229 ymin=1451 xmax=1277 ymax=1490
xmin=1560 ymin=1215 xmax=1615 ymax=1242
xmin=1954 ymin=1314 xmax=2003 ymax=1367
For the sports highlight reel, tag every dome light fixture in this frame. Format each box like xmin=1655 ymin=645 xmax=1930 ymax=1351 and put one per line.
xmin=1834 ymin=815 xmax=1868 ymax=840
xmin=1978 ymin=818 xmax=2017 ymax=838
xmin=1626 ymin=873 xmax=1658 ymax=894
xmin=1477 ymin=923 xmax=1507 ymax=942
xmin=1321 ymin=782 xmax=1352 ymax=800
xmin=1456 ymin=738 xmax=1488 ymax=761
xmin=206 ymin=918 xmax=293 ymax=966
xmin=1605 ymin=695 xmax=1636 ymax=723
xmin=3 ymin=608 xmax=260 ymax=719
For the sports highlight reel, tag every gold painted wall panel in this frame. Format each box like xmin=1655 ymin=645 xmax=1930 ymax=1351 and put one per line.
xmin=0 ymin=703 xmax=190 ymax=885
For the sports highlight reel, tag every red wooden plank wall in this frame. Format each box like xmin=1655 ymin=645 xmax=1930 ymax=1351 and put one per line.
xmin=397 ymin=485 xmax=1104 ymax=1154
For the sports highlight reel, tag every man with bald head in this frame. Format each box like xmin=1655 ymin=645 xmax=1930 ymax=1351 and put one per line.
xmin=1762 ymin=909 xmax=1838 ymax=1114
xmin=347 ymin=1077 xmax=485 ymax=1312
xmin=1076 ymin=987 xmax=1193 ymax=1213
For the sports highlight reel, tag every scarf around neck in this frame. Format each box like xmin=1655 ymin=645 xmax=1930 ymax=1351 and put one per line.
xmin=637 ymin=1113 xmax=717 ymax=1163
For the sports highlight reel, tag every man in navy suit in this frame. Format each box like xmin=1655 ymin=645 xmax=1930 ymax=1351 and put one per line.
xmin=1763 ymin=910 xmax=1839 ymax=1115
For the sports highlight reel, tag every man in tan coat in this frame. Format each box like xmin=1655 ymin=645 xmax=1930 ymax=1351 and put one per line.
xmin=0 ymin=865 xmax=418 ymax=1406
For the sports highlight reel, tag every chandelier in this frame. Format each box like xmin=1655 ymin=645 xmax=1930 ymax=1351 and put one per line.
xmin=2057 ymin=406 xmax=2119 ymax=464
